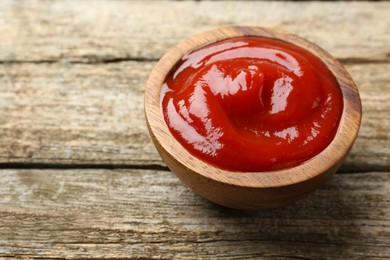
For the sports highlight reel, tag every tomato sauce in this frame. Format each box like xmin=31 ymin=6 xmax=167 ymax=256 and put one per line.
xmin=161 ymin=37 xmax=343 ymax=171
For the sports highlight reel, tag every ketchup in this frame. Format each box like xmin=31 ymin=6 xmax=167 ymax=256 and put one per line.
xmin=161 ymin=37 xmax=343 ymax=171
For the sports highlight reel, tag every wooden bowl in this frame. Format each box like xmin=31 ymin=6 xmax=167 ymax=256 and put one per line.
xmin=144 ymin=26 xmax=362 ymax=210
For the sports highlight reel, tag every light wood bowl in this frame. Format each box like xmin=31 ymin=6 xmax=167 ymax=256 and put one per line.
xmin=144 ymin=26 xmax=362 ymax=210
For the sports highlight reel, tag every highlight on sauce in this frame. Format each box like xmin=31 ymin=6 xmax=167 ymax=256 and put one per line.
xmin=161 ymin=37 xmax=343 ymax=172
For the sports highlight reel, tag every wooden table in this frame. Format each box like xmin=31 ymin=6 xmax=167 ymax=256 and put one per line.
xmin=1 ymin=1 xmax=389 ymax=259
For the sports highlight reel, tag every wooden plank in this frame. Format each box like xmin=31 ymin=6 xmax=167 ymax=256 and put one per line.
xmin=0 ymin=169 xmax=389 ymax=259
xmin=0 ymin=62 xmax=388 ymax=171
xmin=0 ymin=1 xmax=389 ymax=63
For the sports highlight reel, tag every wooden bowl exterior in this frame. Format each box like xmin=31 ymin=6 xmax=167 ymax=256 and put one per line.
xmin=144 ymin=26 xmax=362 ymax=209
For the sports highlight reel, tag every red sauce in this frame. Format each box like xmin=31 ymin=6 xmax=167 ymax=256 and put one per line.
xmin=161 ymin=37 xmax=343 ymax=171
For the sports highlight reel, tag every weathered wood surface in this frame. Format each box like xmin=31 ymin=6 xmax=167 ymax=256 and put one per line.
xmin=1 ymin=170 xmax=389 ymax=259
xmin=0 ymin=1 xmax=389 ymax=171
xmin=0 ymin=1 xmax=389 ymax=63
xmin=0 ymin=1 xmax=389 ymax=172
xmin=0 ymin=0 xmax=389 ymax=259
xmin=0 ymin=62 xmax=388 ymax=172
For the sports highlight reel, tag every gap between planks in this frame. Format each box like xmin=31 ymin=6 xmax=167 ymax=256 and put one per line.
xmin=0 ymin=163 xmax=169 ymax=172
xmin=0 ymin=57 xmax=159 ymax=65
xmin=0 ymin=57 xmax=388 ymax=65
xmin=0 ymin=163 xmax=388 ymax=174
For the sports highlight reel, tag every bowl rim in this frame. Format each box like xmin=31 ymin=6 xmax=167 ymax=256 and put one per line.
xmin=144 ymin=26 xmax=362 ymax=188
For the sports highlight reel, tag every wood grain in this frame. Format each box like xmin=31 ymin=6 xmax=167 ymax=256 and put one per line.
xmin=0 ymin=169 xmax=389 ymax=259
xmin=0 ymin=62 xmax=388 ymax=171
xmin=0 ymin=0 xmax=388 ymax=171
xmin=0 ymin=1 xmax=389 ymax=63
xmin=0 ymin=0 xmax=388 ymax=258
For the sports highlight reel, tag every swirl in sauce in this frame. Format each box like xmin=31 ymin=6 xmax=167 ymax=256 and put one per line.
xmin=161 ymin=37 xmax=343 ymax=171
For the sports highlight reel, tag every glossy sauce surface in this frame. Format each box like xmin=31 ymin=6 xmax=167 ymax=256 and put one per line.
xmin=161 ymin=37 xmax=343 ymax=171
